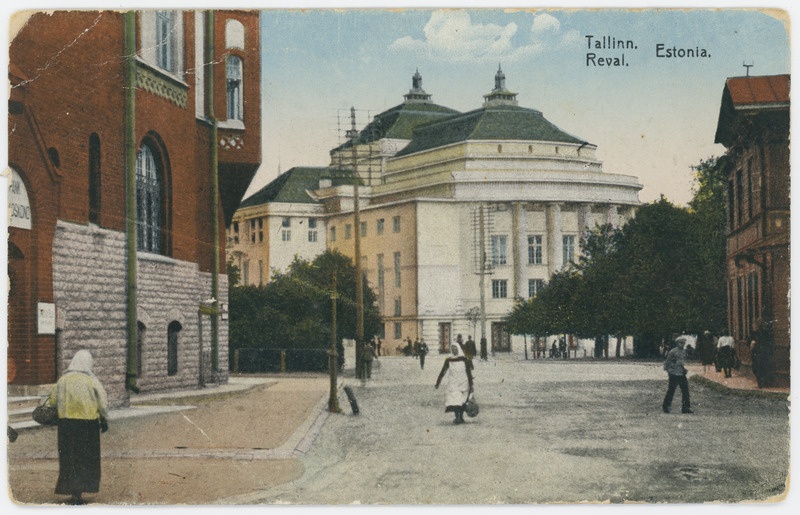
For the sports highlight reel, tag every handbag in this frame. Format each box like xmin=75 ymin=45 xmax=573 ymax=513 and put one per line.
xmin=465 ymin=393 xmax=479 ymax=418
xmin=32 ymin=399 xmax=58 ymax=426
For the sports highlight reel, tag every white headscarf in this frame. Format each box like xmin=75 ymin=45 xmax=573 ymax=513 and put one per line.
xmin=67 ymin=349 xmax=95 ymax=375
xmin=717 ymin=336 xmax=734 ymax=348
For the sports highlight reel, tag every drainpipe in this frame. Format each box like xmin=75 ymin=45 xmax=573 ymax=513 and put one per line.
xmin=124 ymin=11 xmax=140 ymax=393
xmin=205 ymin=11 xmax=220 ymax=374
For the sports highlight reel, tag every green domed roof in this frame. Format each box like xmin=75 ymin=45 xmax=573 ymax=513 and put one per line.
xmin=332 ymin=101 xmax=460 ymax=152
xmin=395 ymin=104 xmax=587 ymax=157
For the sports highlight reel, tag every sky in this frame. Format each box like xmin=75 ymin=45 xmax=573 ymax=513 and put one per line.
xmin=252 ymin=6 xmax=790 ymax=206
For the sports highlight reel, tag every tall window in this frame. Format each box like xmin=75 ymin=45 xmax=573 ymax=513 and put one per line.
xmin=394 ymin=322 xmax=403 ymax=339
xmin=242 ymin=261 xmax=249 ymax=285
xmin=562 ymin=235 xmax=575 ymax=266
xmin=308 ymin=218 xmax=318 ymax=242
xmin=360 ymin=221 xmax=367 ymax=237
xmin=258 ymin=218 xmax=264 ymax=242
xmin=167 ymin=321 xmax=181 ymax=376
xmin=393 ymin=216 xmax=401 ymax=233
xmin=492 ymin=235 xmax=507 ymax=265
xmin=136 ymin=144 xmax=164 ymax=254
xmin=345 ymin=224 xmax=352 ymax=240
xmin=377 ymin=218 xmax=385 ymax=235
xmin=377 ymin=254 xmax=385 ymax=289
xmin=156 ymin=11 xmax=176 ymax=73
xmin=89 ymin=134 xmax=102 ymax=225
xmin=492 ymin=279 xmax=508 ymax=299
xmin=330 ymin=226 xmax=336 ymax=242
xmin=394 ymin=252 xmax=401 ymax=287
xmin=394 ymin=298 xmax=402 ymax=317
xmin=528 ymin=279 xmax=544 ymax=298
xmin=226 ymin=56 xmax=243 ymax=121
xmin=527 ymin=235 xmax=542 ymax=264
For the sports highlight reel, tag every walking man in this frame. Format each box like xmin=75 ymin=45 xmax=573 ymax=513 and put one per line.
xmin=419 ymin=339 xmax=429 ymax=370
xmin=662 ymin=337 xmax=693 ymax=414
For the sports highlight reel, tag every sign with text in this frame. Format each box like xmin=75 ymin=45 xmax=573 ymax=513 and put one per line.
xmin=9 ymin=168 xmax=32 ymax=230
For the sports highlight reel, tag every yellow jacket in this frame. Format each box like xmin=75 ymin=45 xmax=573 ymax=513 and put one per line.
xmin=48 ymin=371 xmax=109 ymax=421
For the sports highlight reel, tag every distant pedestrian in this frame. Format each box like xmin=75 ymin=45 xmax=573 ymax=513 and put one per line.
xmin=413 ymin=338 xmax=421 ymax=359
xmin=46 ymin=350 xmax=109 ymax=504
xmin=419 ymin=339 xmax=429 ymax=369
xmin=662 ymin=337 xmax=693 ymax=414
xmin=479 ymin=337 xmax=488 ymax=361
xmin=462 ymin=335 xmax=476 ymax=369
xmin=362 ymin=342 xmax=376 ymax=379
xmin=697 ymin=330 xmax=716 ymax=373
xmin=435 ymin=343 xmax=474 ymax=424
xmin=376 ymin=338 xmax=382 ymax=356
xmin=559 ymin=337 xmax=567 ymax=359
xmin=750 ymin=321 xmax=775 ymax=388
xmin=716 ymin=336 xmax=735 ymax=378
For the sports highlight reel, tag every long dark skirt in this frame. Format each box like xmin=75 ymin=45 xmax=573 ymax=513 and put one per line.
xmin=56 ymin=418 xmax=101 ymax=495
xmin=445 ymin=404 xmax=465 ymax=413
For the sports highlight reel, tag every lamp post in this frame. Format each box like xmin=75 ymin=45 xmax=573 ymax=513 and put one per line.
xmin=328 ymin=273 xmax=341 ymax=413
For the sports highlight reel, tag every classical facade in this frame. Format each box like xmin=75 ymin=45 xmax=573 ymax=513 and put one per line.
xmin=8 ymin=10 xmax=261 ymax=405
xmin=227 ymin=166 xmax=355 ymax=285
xmin=714 ymin=74 xmax=790 ymax=386
xmin=320 ymin=68 xmax=642 ymax=353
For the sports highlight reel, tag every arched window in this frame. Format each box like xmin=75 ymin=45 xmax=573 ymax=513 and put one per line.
xmin=167 ymin=321 xmax=181 ymax=376
xmin=226 ymin=56 xmax=243 ymax=121
xmin=137 ymin=321 xmax=146 ymax=377
xmin=135 ymin=143 xmax=165 ymax=253
xmin=89 ymin=134 xmax=101 ymax=225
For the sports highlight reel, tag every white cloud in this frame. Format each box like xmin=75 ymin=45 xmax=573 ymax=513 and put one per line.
xmin=531 ymin=13 xmax=561 ymax=36
xmin=390 ymin=10 xmax=579 ymax=62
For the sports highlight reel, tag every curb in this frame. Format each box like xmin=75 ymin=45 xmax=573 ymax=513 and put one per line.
xmin=689 ymin=374 xmax=790 ymax=399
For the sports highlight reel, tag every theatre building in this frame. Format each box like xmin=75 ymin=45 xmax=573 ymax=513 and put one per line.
xmin=8 ymin=10 xmax=261 ymax=405
xmin=714 ymin=74 xmax=790 ymax=386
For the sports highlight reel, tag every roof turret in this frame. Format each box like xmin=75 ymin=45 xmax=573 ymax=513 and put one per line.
xmin=404 ymin=68 xmax=433 ymax=104
xmin=483 ymin=64 xmax=518 ymax=107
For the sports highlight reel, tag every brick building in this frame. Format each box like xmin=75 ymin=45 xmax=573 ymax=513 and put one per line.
xmin=8 ymin=10 xmax=261 ymax=406
xmin=714 ymin=74 xmax=790 ymax=386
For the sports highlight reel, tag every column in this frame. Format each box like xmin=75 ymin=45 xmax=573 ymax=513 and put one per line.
xmin=606 ymin=204 xmax=618 ymax=227
xmin=546 ymin=203 xmax=563 ymax=276
xmin=577 ymin=204 xmax=590 ymax=245
xmin=512 ymin=202 xmax=525 ymax=299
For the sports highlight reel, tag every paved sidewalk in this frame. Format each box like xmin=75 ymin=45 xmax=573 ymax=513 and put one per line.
xmin=686 ymin=363 xmax=790 ymax=398
xmin=7 ymin=374 xmax=337 ymax=505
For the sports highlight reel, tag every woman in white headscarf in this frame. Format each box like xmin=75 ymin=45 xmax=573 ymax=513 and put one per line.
xmin=46 ymin=350 xmax=109 ymax=504
xmin=715 ymin=336 xmax=736 ymax=378
xmin=435 ymin=342 xmax=474 ymax=424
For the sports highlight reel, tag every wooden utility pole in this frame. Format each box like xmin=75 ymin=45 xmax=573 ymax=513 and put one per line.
xmin=348 ymin=107 xmax=365 ymax=380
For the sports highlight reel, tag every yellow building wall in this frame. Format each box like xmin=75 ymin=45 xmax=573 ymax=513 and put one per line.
xmin=327 ymin=201 xmax=418 ymax=354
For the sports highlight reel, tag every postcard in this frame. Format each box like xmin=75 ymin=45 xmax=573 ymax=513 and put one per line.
xmin=4 ymin=1 xmax=794 ymax=510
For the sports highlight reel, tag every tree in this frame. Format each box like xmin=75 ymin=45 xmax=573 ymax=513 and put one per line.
xmin=503 ymin=156 xmax=729 ymax=359
xmin=464 ymin=307 xmax=481 ymax=339
xmin=228 ymin=250 xmax=382 ymax=370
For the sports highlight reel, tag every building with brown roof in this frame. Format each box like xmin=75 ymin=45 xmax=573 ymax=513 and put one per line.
xmin=714 ymin=74 xmax=790 ymax=386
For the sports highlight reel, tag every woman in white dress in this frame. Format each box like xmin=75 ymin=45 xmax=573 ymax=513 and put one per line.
xmin=435 ymin=343 xmax=474 ymax=424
